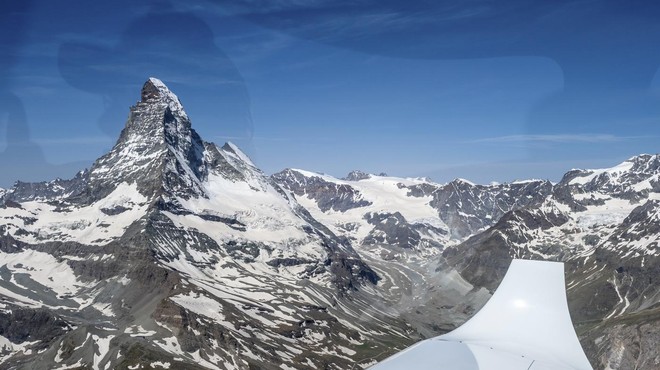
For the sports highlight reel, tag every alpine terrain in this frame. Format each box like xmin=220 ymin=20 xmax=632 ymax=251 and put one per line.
xmin=0 ymin=78 xmax=658 ymax=370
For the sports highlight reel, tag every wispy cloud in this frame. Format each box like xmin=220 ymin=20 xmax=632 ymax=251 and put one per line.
xmin=212 ymin=2 xmax=501 ymax=42
xmin=191 ymin=0 xmax=340 ymax=16
xmin=468 ymin=134 xmax=645 ymax=144
xmin=213 ymin=135 xmax=335 ymax=143
xmin=215 ymin=31 xmax=296 ymax=64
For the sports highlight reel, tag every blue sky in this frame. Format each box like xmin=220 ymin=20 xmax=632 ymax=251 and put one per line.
xmin=1 ymin=0 xmax=659 ymax=187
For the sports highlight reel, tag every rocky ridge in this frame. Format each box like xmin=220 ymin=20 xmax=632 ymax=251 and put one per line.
xmin=0 ymin=79 xmax=397 ymax=370
xmin=273 ymin=154 xmax=660 ymax=369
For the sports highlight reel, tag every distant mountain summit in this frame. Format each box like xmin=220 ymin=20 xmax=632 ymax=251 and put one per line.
xmin=0 ymin=80 xmax=658 ymax=369
xmin=343 ymin=170 xmax=371 ymax=181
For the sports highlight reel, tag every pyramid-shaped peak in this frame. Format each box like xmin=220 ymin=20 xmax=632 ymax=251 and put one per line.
xmin=140 ymin=77 xmax=187 ymax=118
xmin=86 ymin=78 xmax=204 ymax=200
xmin=142 ymin=77 xmax=168 ymax=100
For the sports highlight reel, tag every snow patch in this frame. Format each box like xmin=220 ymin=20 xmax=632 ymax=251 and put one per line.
xmin=1 ymin=182 xmax=148 ymax=245
xmin=171 ymin=292 xmax=225 ymax=323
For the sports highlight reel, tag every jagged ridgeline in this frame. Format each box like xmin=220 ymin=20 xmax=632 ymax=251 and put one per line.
xmin=1 ymin=78 xmax=659 ymax=369
xmin=0 ymin=78 xmax=392 ymax=369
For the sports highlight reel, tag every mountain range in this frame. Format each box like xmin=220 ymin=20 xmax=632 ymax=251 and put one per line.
xmin=0 ymin=78 xmax=658 ymax=369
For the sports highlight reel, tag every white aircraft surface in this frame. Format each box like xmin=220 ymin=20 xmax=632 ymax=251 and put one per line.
xmin=370 ymin=259 xmax=594 ymax=370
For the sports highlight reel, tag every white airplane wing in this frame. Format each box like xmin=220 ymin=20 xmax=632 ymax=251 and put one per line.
xmin=370 ymin=259 xmax=593 ymax=370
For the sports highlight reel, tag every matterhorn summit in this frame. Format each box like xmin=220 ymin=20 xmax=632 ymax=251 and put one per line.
xmin=85 ymin=77 xmax=209 ymax=200
xmin=140 ymin=77 xmax=188 ymax=118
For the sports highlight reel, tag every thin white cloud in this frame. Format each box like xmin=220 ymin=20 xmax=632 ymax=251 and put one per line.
xmin=191 ymin=0 xmax=341 ymax=15
xmin=215 ymin=32 xmax=296 ymax=64
xmin=469 ymin=134 xmax=644 ymax=144
xmin=213 ymin=135 xmax=335 ymax=143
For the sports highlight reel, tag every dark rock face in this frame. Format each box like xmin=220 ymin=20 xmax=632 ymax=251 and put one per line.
xmin=0 ymin=309 xmax=70 ymax=345
xmin=556 ymin=154 xmax=660 ymax=206
xmin=363 ymin=212 xmax=421 ymax=249
xmin=551 ymin=182 xmax=589 ymax=212
xmin=442 ymin=206 xmax=569 ymax=291
xmin=85 ymin=78 xmax=208 ymax=202
xmin=493 ymin=207 xmax=569 ymax=241
xmin=398 ymin=182 xmax=437 ymax=197
xmin=607 ymin=200 xmax=660 ymax=245
xmin=343 ymin=170 xmax=371 ymax=181
xmin=100 ymin=205 xmax=129 ymax=215
xmin=289 ymin=200 xmax=381 ymax=291
xmin=430 ymin=179 xmax=554 ymax=238
xmin=0 ymin=231 xmax=24 ymax=253
xmin=586 ymin=319 xmax=660 ymax=370
xmin=140 ymin=78 xmax=163 ymax=101
xmin=3 ymin=171 xmax=88 ymax=203
xmin=272 ymin=169 xmax=372 ymax=212
xmin=390 ymin=178 xmax=556 ymax=239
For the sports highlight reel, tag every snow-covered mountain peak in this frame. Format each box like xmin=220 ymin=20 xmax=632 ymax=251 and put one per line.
xmin=221 ymin=141 xmax=255 ymax=168
xmin=451 ymin=178 xmax=476 ymax=186
xmin=566 ymin=154 xmax=658 ymax=181
xmin=83 ymin=78 xmax=206 ymax=200
xmin=344 ymin=170 xmax=371 ymax=181
xmin=559 ymin=153 xmax=659 ymax=199
xmin=141 ymin=77 xmax=188 ymax=119
xmin=626 ymin=153 xmax=660 ymax=172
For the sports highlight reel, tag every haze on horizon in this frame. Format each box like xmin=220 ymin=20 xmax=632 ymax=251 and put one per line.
xmin=1 ymin=0 xmax=659 ymax=188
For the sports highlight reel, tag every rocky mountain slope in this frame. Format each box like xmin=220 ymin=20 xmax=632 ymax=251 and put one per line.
xmin=0 ymin=79 xmax=405 ymax=370
xmin=273 ymin=155 xmax=660 ymax=369
xmin=441 ymin=155 xmax=660 ymax=370
xmin=0 ymin=78 xmax=658 ymax=369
